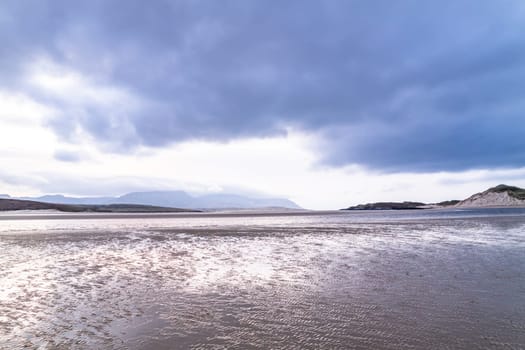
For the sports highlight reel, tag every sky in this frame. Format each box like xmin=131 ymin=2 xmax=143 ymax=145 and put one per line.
xmin=1 ymin=0 xmax=525 ymax=209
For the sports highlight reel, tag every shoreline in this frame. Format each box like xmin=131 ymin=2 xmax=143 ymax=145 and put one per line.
xmin=0 ymin=209 xmax=339 ymax=221
xmin=1 ymin=206 xmax=525 ymax=222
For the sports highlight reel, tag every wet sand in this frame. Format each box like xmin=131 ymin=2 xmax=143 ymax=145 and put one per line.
xmin=1 ymin=210 xmax=524 ymax=349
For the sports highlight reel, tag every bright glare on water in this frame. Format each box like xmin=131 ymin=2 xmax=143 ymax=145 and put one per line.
xmin=1 ymin=209 xmax=524 ymax=349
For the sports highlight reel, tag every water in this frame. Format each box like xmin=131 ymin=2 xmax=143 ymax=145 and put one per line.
xmin=1 ymin=209 xmax=524 ymax=349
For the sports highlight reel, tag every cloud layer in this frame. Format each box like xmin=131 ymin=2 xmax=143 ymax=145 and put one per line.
xmin=2 ymin=0 xmax=525 ymax=171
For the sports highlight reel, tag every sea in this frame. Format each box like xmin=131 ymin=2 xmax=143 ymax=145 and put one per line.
xmin=1 ymin=208 xmax=524 ymax=349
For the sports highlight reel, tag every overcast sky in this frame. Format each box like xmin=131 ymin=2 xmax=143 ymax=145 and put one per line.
xmin=1 ymin=0 xmax=525 ymax=209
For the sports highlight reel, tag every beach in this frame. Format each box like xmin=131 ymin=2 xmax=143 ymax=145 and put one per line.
xmin=1 ymin=209 xmax=524 ymax=349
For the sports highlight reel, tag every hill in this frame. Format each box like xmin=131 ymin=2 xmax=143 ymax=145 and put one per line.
xmin=456 ymin=184 xmax=525 ymax=207
xmin=0 ymin=198 xmax=74 ymax=211
xmin=343 ymin=184 xmax=525 ymax=210
xmin=0 ymin=198 xmax=197 ymax=213
xmin=345 ymin=201 xmax=426 ymax=210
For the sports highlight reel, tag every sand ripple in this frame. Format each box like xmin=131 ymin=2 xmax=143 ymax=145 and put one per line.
xmin=0 ymin=214 xmax=524 ymax=349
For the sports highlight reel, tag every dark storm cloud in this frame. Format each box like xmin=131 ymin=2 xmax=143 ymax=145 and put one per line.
xmin=2 ymin=0 xmax=525 ymax=171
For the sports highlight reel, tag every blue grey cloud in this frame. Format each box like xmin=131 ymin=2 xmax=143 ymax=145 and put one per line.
xmin=2 ymin=0 xmax=525 ymax=171
xmin=53 ymin=150 xmax=84 ymax=162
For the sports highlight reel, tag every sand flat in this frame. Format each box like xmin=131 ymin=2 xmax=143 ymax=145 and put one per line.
xmin=1 ymin=209 xmax=524 ymax=349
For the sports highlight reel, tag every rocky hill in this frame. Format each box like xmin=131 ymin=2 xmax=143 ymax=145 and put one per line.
xmin=456 ymin=184 xmax=525 ymax=207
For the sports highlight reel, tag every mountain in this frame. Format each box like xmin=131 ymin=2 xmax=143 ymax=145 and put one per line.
xmin=456 ymin=184 xmax=525 ymax=207
xmin=29 ymin=194 xmax=115 ymax=205
xmin=116 ymin=191 xmax=195 ymax=208
xmin=196 ymin=193 xmax=299 ymax=209
xmin=20 ymin=191 xmax=301 ymax=210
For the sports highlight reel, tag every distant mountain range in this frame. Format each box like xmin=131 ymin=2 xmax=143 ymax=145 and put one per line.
xmin=344 ymin=184 xmax=525 ymax=210
xmin=7 ymin=191 xmax=301 ymax=210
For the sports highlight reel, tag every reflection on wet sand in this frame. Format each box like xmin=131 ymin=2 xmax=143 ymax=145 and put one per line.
xmin=1 ymin=211 xmax=524 ymax=349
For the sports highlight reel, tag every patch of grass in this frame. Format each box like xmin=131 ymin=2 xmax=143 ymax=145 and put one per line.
xmin=489 ymin=184 xmax=525 ymax=200
xmin=436 ymin=200 xmax=460 ymax=206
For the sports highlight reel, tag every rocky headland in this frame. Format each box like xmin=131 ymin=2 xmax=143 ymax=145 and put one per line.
xmin=344 ymin=184 xmax=525 ymax=210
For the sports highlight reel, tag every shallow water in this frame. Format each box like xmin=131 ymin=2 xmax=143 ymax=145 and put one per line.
xmin=1 ymin=209 xmax=525 ymax=349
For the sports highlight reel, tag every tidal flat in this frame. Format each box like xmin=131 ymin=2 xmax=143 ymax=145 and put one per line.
xmin=1 ymin=209 xmax=524 ymax=349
